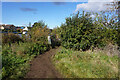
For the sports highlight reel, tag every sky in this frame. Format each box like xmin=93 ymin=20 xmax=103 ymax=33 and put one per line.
xmin=1 ymin=0 xmax=116 ymax=29
xmin=2 ymin=2 xmax=85 ymax=29
xmin=2 ymin=0 xmax=88 ymax=2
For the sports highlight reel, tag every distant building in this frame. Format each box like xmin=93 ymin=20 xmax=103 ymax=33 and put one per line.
xmin=23 ymin=27 xmax=28 ymax=34
xmin=15 ymin=26 xmax=24 ymax=33
xmin=16 ymin=27 xmax=21 ymax=30
xmin=0 ymin=25 xmax=4 ymax=30
xmin=0 ymin=24 xmax=16 ymax=31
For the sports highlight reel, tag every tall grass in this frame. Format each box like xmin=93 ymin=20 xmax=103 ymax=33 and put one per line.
xmin=0 ymin=45 xmax=2 ymax=80
xmin=52 ymin=47 xmax=119 ymax=78
xmin=2 ymin=42 xmax=50 ymax=79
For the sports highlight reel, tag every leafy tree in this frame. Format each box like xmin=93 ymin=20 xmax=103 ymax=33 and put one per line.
xmin=60 ymin=10 xmax=119 ymax=51
xmin=92 ymin=1 xmax=119 ymax=46
xmin=60 ymin=11 xmax=95 ymax=50
xmin=28 ymin=21 xmax=50 ymax=44
xmin=32 ymin=20 xmax=46 ymax=28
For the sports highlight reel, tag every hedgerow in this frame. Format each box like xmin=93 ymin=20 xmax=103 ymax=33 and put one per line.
xmin=60 ymin=11 xmax=119 ymax=51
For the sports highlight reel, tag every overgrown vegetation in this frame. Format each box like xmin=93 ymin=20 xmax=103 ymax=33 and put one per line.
xmin=2 ymin=33 xmax=23 ymax=45
xmin=1 ymin=1 xmax=120 ymax=79
xmin=2 ymin=42 xmax=50 ymax=79
xmin=52 ymin=47 xmax=119 ymax=78
xmin=28 ymin=21 xmax=50 ymax=44
xmin=60 ymin=11 xmax=119 ymax=51
xmin=1 ymin=21 xmax=59 ymax=79
xmin=52 ymin=7 xmax=119 ymax=78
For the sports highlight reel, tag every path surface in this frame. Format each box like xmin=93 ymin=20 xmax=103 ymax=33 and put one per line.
xmin=24 ymin=47 xmax=63 ymax=78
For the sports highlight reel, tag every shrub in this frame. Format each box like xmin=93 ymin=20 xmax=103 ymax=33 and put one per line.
xmin=28 ymin=42 xmax=50 ymax=56
xmin=50 ymin=34 xmax=61 ymax=48
xmin=60 ymin=11 xmax=119 ymax=51
xmin=2 ymin=33 xmax=23 ymax=45
xmin=60 ymin=11 xmax=94 ymax=51
xmin=2 ymin=44 xmax=30 ymax=79
xmin=2 ymin=52 xmax=30 ymax=79
xmin=2 ymin=42 xmax=50 ymax=79
xmin=28 ymin=21 xmax=50 ymax=44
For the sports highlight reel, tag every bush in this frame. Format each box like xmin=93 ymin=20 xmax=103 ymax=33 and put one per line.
xmin=60 ymin=11 xmax=119 ymax=51
xmin=2 ymin=42 xmax=50 ymax=79
xmin=2 ymin=52 xmax=30 ymax=79
xmin=28 ymin=21 xmax=50 ymax=44
xmin=51 ymin=34 xmax=61 ymax=48
xmin=2 ymin=33 xmax=23 ymax=45
xmin=60 ymin=11 xmax=94 ymax=51
xmin=29 ymin=21 xmax=61 ymax=48
xmin=27 ymin=42 xmax=50 ymax=56
xmin=2 ymin=44 xmax=30 ymax=79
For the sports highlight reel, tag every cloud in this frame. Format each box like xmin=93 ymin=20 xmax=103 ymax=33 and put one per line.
xmin=53 ymin=2 xmax=66 ymax=5
xmin=75 ymin=0 xmax=116 ymax=12
xmin=20 ymin=8 xmax=37 ymax=12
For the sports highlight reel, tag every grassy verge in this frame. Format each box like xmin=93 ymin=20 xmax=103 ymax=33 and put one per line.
xmin=2 ymin=42 xmax=50 ymax=79
xmin=52 ymin=47 xmax=119 ymax=78
xmin=0 ymin=45 xmax=2 ymax=80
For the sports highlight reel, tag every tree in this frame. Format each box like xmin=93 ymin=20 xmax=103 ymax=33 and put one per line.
xmin=28 ymin=21 xmax=50 ymax=44
xmin=105 ymin=0 xmax=120 ymax=46
xmin=32 ymin=20 xmax=46 ymax=28
xmin=60 ymin=10 xmax=119 ymax=51
xmin=60 ymin=11 xmax=95 ymax=50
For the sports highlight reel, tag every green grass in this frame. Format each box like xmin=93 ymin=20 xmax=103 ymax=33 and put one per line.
xmin=52 ymin=47 xmax=119 ymax=78
xmin=2 ymin=42 xmax=49 ymax=79
xmin=0 ymin=45 xmax=2 ymax=80
xmin=2 ymin=43 xmax=34 ymax=79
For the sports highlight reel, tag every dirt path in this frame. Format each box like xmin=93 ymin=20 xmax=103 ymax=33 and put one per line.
xmin=24 ymin=47 xmax=63 ymax=78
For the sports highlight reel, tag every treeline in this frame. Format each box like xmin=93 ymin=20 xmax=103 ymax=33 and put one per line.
xmin=59 ymin=11 xmax=119 ymax=51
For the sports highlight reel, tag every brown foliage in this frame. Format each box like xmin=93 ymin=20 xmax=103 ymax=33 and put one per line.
xmin=2 ymin=33 xmax=23 ymax=45
xmin=29 ymin=26 xmax=50 ymax=44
